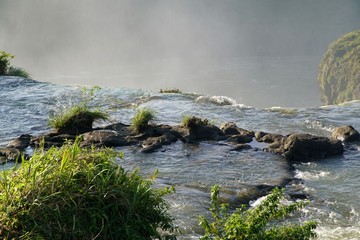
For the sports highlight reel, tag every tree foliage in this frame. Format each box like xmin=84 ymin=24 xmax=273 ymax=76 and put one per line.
xmin=199 ymin=185 xmax=317 ymax=240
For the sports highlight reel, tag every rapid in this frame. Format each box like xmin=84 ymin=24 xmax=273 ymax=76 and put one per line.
xmin=1 ymin=72 xmax=360 ymax=239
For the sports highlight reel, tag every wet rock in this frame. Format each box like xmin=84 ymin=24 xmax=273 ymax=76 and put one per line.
xmin=220 ymin=122 xmax=254 ymax=137
xmin=332 ymin=125 xmax=360 ymax=142
xmin=274 ymin=133 xmax=344 ymax=161
xmin=31 ymin=133 xmax=76 ymax=148
xmin=0 ymin=147 xmax=22 ymax=162
xmin=255 ymin=131 xmax=285 ymax=143
xmin=171 ymin=124 xmax=224 ymax=142
xmin=7 ymin=134 xmax=32 ymax=150
xmin=230 ymin=144 xmax=252 ymax=151
xmin=81 ymin=130 xmax=129 ymax=147
xmin=140 ymin=133 xmax=178 ymax=153
xmin=225 ymin=135 xmax=253 ymax=144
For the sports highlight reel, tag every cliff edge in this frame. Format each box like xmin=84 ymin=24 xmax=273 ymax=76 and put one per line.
xmin=318 ymin=30 xmax=360 ymax=105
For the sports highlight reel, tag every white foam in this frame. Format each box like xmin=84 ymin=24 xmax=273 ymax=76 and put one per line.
xmin=295 ymin=170 xmax=330 ymax=180
xmin=195 ymin=95 xmax=250 ymax=108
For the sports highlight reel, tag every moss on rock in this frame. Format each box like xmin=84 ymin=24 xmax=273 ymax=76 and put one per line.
xmin=318 ymin=30 xmax=360 ymax=105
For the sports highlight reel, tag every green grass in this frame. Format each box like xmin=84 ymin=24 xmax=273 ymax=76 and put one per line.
xmin=131 ymin=108 xmax=155 ymax=132
xmin=181 ymin=115 xmax=210 ymax=128
xmin=199 ymin=186 xmax=317 ymax=240
xmin=159 ymin=88 xmax=182 ymax=93
xmin=49 ymin=87 xmax=109 ymax=132
xmin=0 ymin=138 xmax=177 ymax=239
xmin=7 ymin=66 xmax=30 ymax=78
xmin=49 ymin=104 xmax=108 ymax=130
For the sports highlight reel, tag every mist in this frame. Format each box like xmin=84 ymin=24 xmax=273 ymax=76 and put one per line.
xmin=1 ymin=0 xmax=359 ymax=106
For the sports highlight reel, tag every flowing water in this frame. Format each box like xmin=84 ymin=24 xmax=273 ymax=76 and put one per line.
xmin=1 ymin=58 xmax=360 ymax=239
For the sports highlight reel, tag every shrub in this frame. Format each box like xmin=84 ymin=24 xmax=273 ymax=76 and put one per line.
xmin=49 ymin=87 xmax=108 ymax=132
xmin=0 ymin=51 xmax=14 ymax=75
xmin=160 ymin=88 xmax=182 ymax=93
xmin=199 ymin=185 xmax=317 ymax=240
xmin=0 ymin=138 xmax=177 ymax=239
xmin=131 ymin=108 xmax=155 ymax=132
xmin=7 ymin=66 xmax=30 ymax=78
xmin=181 ymin=115 xmax=210 ymax=128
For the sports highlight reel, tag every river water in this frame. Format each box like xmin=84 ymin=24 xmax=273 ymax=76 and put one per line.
xmin=1 ymin=57 xmax=360 ymax=239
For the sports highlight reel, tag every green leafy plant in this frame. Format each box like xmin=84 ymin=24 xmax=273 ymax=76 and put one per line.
xmin=0 ymin=51 xmax=14 ymax=75
xmin=0 ymin=138 xmax=177 ymax=239
xmin=131 ymin=108 xmax=155 ymax=132
xmin=199 ymin=185 xmax=317 ymax=240
xmin=49 ymin=86 xmax=108 ymax=132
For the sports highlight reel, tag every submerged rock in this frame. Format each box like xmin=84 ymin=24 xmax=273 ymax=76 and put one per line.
xmin=332 ymin=125 xmax=360 ymax=142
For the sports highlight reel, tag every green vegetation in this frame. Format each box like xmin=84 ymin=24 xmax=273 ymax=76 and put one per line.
xmin=199 ymin=185 xmax=317 ymax=240
xmin=49 ymin=87 xmax=108 ymax=132
xmin=318 ymin=30 xmax=360 ymax=105
xmin=160 ymin=88 xmax=182 ymax=93
xmin=181 ymin=115 xmax=211 ymax=128
xmin=0 ymin=50 xmax=30 ymax=78
xmin=0 ymin=138 xmax=177 ymax=239
xmin=7 ymin=66 xmax=30 ymax=78
xmin=131 ymin=108 xmax=155 ymax=132
xmin=0 ymin=51 xmax=14 ymax=75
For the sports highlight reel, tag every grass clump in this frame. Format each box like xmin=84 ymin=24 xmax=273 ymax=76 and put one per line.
xmin=160 ymin=88 xmax=182 ymax=93
xmin=7 ymin=66 xmax=30 ymax=78
xmin=181 ymin=115 xmax=211 ymax=129
xmin=49 ymin=87 xmax=108 ymax=133
xmin=199 ymin=185 xmax=317 ymax=240
xmin=131 ymin=108 xmax=155 ymax=132
xmin=49 ymin=105 xmax=108 ymax=130
xmin=0 ymin=138 xmax=177 ymax=239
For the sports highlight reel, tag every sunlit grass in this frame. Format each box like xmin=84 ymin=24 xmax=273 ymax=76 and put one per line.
xmin=0 ymin=138 xmax=177 ymax=239
xmin=131 ymin=108 xmax=155 ymax=132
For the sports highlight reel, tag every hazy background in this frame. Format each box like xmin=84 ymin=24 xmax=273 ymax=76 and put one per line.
xmin=1 ymin=0 xmax=360 ymax=107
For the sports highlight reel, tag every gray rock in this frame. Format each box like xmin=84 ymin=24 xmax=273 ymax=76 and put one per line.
xmin=332 ymin=125 xmax=360 ymax=142
xmin=281 ymin=134 xmax=343 ymax=161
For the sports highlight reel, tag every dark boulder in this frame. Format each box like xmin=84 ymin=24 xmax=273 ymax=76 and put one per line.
xmin=7 ymin=134 xmax=32 ymax=150
xmin=31 ymin=133 xmax=76 ymax=148
xmin=332 ymin=125 xmax=360 ymax=142
xmin=220 ymin=122 xmax=254 ymax=137
xmin=140 ymin=133 xmax=178 ymax=153
xmin=279 ymin=134 xmax=343 ymax=161
xmin=255 ymin=131 xmax=285 ymax=143
xmin=171 ymin=124 xmax=224 ymax=142
xmin=81 ymin=130 xmax=129 ymax=147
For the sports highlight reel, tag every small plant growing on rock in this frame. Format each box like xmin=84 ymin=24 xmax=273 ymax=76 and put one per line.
xmin=49 ymin=86 xmax=108 ymax=133
xmin=199 ymin=185 xmax=317 ymax=240
xmin=181 ymin=115 xmax=211 ymax=129
xmin=0 ymin=138 xmax=177 ymax=239
xmin=131 ymin=108 xmax=155 ymax=132
xmin=160 ymin=88 xmax=182 ymax=93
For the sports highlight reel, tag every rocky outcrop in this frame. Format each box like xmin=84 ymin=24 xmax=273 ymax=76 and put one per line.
xmin=266 ymin=133 xmax=343 ymax=161
xmin=318 ymin=30 xmax=360 ymax=105
xmin=332 ymin=125 xmax=360 ymax=142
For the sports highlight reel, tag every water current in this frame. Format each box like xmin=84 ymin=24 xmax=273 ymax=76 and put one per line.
xmin=1 ymin=71 xmax=360 ymax=239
